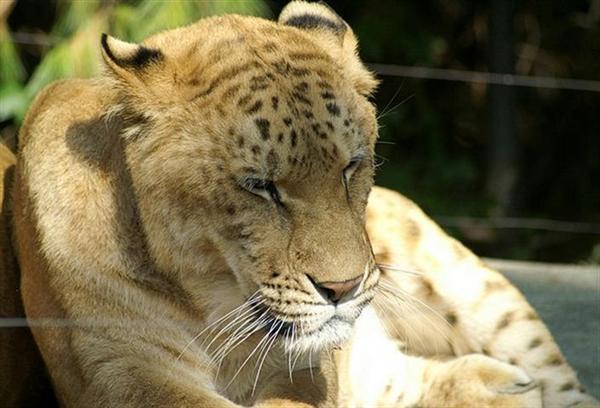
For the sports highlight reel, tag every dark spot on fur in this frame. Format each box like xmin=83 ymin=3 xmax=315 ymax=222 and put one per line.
xmin=326 ymin=102 xmax=341 ymax=116
xmin=384 ymin=382 xmax=392 ymax=394
xmin=255 ymin=118 xmax=270 ymax=140
xmin=508 ymin=358 xmax=518 ymax=365
xmin=238 ymin=94 xmax=253 ymax=107
xmin=321 ymin=91 xmax=335 ymax=100
xmin=325 ymin=121 xmax=334 ymax=131
xmin=421 ymin=277 xmax=434 ymax=297
xmin=274 ymin=61 xmax=291 ymax=75
xmin=249 ymin=74 xmax=272 ymax=91
xmin=271 ymin=272 xmax=280 ymax=278
xmin=237 ymin=136 xmax=245 ymax=148
xmin=545 ymin=354 xmax=563 ymax=366
xmin=271 ymin=96 xmax=279 ymax=110
xmin=283 ymin=117 xmax=293 ymax=127
xmin=192 ymin=61 xmax=261 ymax=100
xmin=311 ymin=123 xmax=321 ymax=135
xmin=294 ymin=81 xmax=309 ymax=93
xmin=559 ymin=382 xmax=575 ymax=392
xmin=496 ymin=311 xmax=515 ymax=331
xmin=250 ymin=83 xmax=269 ymax=92
xmin=226 ymin=205 xmax=236 ymax=215
xmin=222 ymin=84 xmax=241 ymax=101
xmin=343 ymin=119 xmax=350 ymax=126
xmin=526 ymin=310 xmax=539 ymax=320
xmin=251 ymin=145 xmax=261 ymax=155
xmin=290 ymin=130 xmax=298 ymax=147
xmin=528 ymin=337 xmax=543 ymax=349
xmin=317 ymin=80 xmax=332 ymax=89
xmin=277 ymin=132 xmax=284 ymax=143
xmin=291 ymin=91 xmax=312 ymax=106
xmin=246 ymin=100 xmax=263 ymax=114
xmin=445 ymin=312 xmax=458 ymax=325
xmin=291 ymin=67 xmax=311 ymax=77
xmin=303 ymin=110 xmax=315 ymax=119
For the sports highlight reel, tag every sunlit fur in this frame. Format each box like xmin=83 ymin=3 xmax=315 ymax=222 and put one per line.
xmin=9 ymin=1 xmax=597 ymax=407
xmin=13 ymin=1 xmax=380 ymax=406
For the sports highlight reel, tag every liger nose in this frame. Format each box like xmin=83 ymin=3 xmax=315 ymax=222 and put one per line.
xmin=309 ymin=275 xmax=363 ymax=304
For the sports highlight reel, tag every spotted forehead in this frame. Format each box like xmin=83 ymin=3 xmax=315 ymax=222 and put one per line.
xmin=176 ymin=21 xmax=371 ymax=178
xmin=232 ymin=75 xmax=365 ymax=175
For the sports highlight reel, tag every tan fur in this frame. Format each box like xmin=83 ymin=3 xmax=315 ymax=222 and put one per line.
xmin=8 ymin=2 xmax=598 ymax=407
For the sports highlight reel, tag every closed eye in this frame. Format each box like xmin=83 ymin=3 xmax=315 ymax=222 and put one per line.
xmin=241 ymin=177 xmax=283 ymax=206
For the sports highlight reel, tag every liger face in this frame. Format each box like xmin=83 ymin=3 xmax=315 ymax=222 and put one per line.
xmin=123 ymin=15 xmax=380 ymax=351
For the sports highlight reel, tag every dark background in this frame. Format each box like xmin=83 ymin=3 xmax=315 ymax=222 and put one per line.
xmin=2 ymin=0 xmax=599 ymax=263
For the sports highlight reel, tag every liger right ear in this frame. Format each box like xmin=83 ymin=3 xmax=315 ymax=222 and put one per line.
xmin=279 ymin=1 xmax=348 ymax=45
xmin=278 ymin=1 xmax=378 ymax=96
xmin=100 ymin=33 xmax=163 ymax=81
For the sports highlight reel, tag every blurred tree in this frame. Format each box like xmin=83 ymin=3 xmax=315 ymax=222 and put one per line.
xmin=1 ymin=0 xmax=269 ymax=123
xmin=1 ymin=0 xmax=599 ymax=263
xmin=487 ymin=0 xmax=517 ymax=216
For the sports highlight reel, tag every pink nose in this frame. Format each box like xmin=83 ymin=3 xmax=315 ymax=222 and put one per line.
xmin=311 ymin=275 xmax=363 ymax=303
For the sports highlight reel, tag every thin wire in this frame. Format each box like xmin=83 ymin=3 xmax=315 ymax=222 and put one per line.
xmin=4 ymin=31 xmax=600 ymax=92
xmin=434 ymin=215 xmax=600 ymax=234
xmin=369 ymin=63 xmax=600 ymax=93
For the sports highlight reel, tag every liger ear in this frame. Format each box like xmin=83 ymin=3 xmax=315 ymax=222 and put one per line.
xmin=100 ymin=33 xmax=163 ymax=80
xmin=278 ymin=1 xmax=378 ymax=96
xmin=278 ymin=1 xmax=347 ymax=44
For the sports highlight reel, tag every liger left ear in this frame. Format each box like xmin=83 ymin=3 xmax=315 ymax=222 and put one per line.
xmin=279 ymin=1 xmax=378 ymax=96
xmin=100 ymin=33 xmax=164 ymax=82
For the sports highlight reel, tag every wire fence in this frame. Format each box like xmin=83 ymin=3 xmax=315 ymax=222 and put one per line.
xmin=5 ymin=30 xmax=600 ymax=93
xmin=369 ymin=63 xmax=600 ymax=93
xmin=434 ymin=216 xmax=600 ymax=235
xmin=2 ymin=31 xmax=599 ymax=235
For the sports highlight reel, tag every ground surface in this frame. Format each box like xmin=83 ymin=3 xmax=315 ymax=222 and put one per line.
xmin=487 ymin=259 xmax=600 ymax=398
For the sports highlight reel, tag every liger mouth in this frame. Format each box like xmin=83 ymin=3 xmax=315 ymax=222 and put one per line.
xmin=248 ymin=295 xmax=371 ymax=343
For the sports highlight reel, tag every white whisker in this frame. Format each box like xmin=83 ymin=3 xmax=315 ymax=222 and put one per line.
xmin=376 ymin=281 xmax=453 ymax=353
xmin=377 ymin=263 xmax=423 ymax=276
xmin=175 ymin=295 xmax=257 ymax=363
xmin=203 ymin=302 xmax=261 ymax=353
xmin=224 ymin=311 xmax=272 ymax=390
xmin=252 ymin=320 xmax=283 ymax=396
xmin=212 ymin=306 xmax=272 ymax=373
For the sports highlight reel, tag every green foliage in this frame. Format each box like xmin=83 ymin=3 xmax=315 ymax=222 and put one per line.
xmin=0 ymin=20 xmax=25 ymax=121
xmin=0 ymin=0 xmax=268 ymax=124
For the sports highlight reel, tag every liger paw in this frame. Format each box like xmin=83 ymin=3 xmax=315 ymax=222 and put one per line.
xmin=422 ymin=354 xmax=542 ymax=408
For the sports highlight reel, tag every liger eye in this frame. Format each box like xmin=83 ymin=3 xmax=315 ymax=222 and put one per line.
xmin=241 ymin=178 xmax=283 ymax=206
